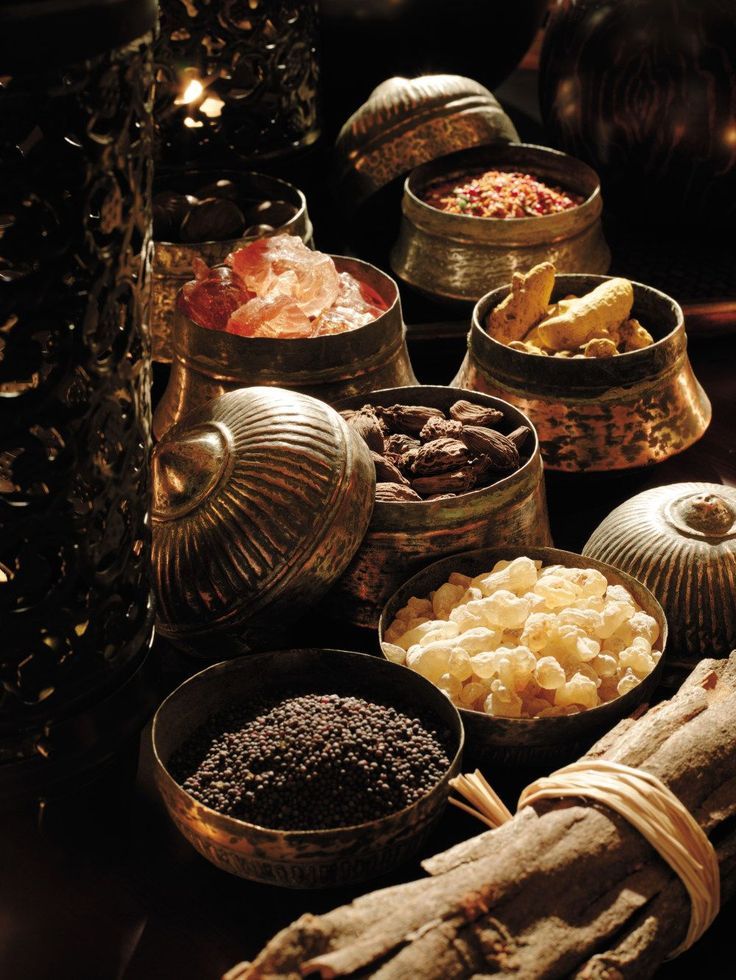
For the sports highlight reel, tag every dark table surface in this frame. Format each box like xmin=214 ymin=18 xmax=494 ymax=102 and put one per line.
xmin=2 ymin=67 xmax=735 ymax=980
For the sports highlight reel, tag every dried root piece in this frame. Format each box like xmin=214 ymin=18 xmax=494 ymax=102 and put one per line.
xmin=583 ymin=337 xmax=618 ymax=358
xmin=486 ymin=261 xmax=556 ymax=344
xmin=449 ymin=400 xmax=504 ymax=428
xmin=375 ymin=482 xmax=422 ymax=502
xmin=619 ymin=317 xmax=655 ymax=352
xmin=535 ymin=278 xmax=634 ymax=350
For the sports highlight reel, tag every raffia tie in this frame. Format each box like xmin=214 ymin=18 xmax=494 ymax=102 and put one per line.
xmin=449 ymin=760 xmax=720 ymax=959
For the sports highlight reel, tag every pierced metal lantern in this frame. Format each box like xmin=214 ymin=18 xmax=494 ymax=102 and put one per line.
xmin=154 ymin=0 xmax=321 ymax=166
xmin=0 ymin=0 xmax=157 ymax=807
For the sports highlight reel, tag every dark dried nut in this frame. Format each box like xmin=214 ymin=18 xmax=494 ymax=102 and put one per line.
xmin=408 ymin=438 xmax=471 ymax=475
xmin=507 ymin=425 xmax=532 ymax=451
xmin=195 ymin=178 xmax=240 ymax=201
xmin=371 ymin=451 xmax=409 ymax=485
xmin=346 ymin=410 xmax=385 ymax=452
xmin=244 ymin=223 xmax=276 ymax=238
xmin=376 ymin=404 xmax=444 ymax=434
xmin=243 ymin=199 xmax=299 ymax=228
xmin=385 ymin=433 xmax=419 ymax=455
xmin=460 ymin=426 xmax=520 ymax=470
xmin=375 ymin=482 xmax=422 ymax=502
xmin=426 ymin=493 xmax=457 ymax=500
xmin=419 ymin=416 xmax=463 ymax=443
xmin=180 ymin=198 xmax=246 ymax=243
xmin=411 ymin=467 xmax=476 ymax=496
xmin=152 ymin=191 xmax=196 ymax=240
xmin=449 ymin=399 xmax=504 ymax=427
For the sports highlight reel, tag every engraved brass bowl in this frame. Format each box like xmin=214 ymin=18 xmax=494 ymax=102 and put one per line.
xmin=391 ymin=143 xmax=610 ymax=306
xmin=584 ymin=483 xmax=736 ymax=664
xmin=379 ymin=546 xmax=667 ymax=767
xmin=453 ymin=274 xmax=712 ymax=471
xmin=151 ymin=648 xmax=464 ymax=888
xmin=322 ymin=386 xmax=552 ymax=629
xmin=334 ymin=74 xmax=519 ymax=218
xmin=151 ymin=388 xmax=375 ymax=656
xmin=153 ymin=256 xmax=417 ymax=439
xmin=150 ymin=170 xmax=313 ymax=363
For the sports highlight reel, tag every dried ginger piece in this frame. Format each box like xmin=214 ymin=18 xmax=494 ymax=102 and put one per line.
xmin=486 ymin=261 xmax=555 ymax=344
xmin=619 ymin=317 xmax=654 ymax=351
xmin=534 ymin=277 xmax=634 ymax=350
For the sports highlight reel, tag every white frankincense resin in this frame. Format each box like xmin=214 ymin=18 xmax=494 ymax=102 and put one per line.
xmin=383 ymin=557 xmax=661 ymax=718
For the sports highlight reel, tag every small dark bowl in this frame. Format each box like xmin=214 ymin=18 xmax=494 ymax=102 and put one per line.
xmin=379 ymin=547 xmax=667 ymax=768
xmin=152 ymin=648 xmax=464 ymax=888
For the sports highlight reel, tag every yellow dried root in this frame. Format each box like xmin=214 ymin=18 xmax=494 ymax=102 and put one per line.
xmin=534 ymin=277 xmax=634 ymax=350
xmin=619 ymin=317 xmax=654 ymax=351
xmin=487 ymin=261 xmax=555 ymax=344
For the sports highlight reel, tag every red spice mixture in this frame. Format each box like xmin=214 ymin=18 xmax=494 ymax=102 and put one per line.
xmin=423 ymin=169 xmax=584 ymax=219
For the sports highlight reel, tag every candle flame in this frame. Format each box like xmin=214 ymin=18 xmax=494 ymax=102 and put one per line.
xmin=177 ymin=78 xmax=204 ymax=106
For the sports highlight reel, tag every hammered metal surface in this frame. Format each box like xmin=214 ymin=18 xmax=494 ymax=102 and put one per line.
xmin=323 ymin=387 xmax=552 ymax=629
xmin=583 ymin=483 xmax=736 ymax=662
xmin=150 ymin=171 xmax=313 ymax=362
xmin=153 ymin=257 xmax=417 ymax=438
xmin=379 ymin=546 xmax=667 ymax=766
xmin=454 ymin=275 xmax=712 ymax=472
xmin=151 ymin=649 xmax=464 ymax=887
xmin=151 ymin=388 xmax=376 ymax=655
xmin=154 ymin=0 xmax=320 ymax=165
xmin=0 ymin=32 xmax=155 ymax=771
xmin=335 ymin=74 xmax=519 ymax=215
xmin=391 ymin=143 xmax=610 ymax=303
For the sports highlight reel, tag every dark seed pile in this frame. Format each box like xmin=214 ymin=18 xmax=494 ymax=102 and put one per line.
xmin=170 ymin=693 xmax=451 ymax=831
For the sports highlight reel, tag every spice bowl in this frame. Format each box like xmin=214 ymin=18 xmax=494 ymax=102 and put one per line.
xmin=390 ymin=143 xmax=610 ymax=306
xmin=150 ymin=170 xmax=313 ymax=363
xmin=153 ymin=256 xmax=417 ymax=439
xmin=379 ymin=547 xmax=667 ymax=767
xmin=322 ymin=386 xmax=552 ymax=629
xmin=151 ymin=648 xmax=464 ymax=888
xmin=454 ymin=274 xmax=712 ymax=471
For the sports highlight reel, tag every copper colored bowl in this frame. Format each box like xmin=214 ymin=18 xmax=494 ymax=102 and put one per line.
xmin=379 ymin=546 xmax=667 ymax=767
xmin=322 ymin=386 xmax=552 ymax=629
xmin=151 ymin=648 xmax=464 ymax=888
xmin=453 ymin=274 xmax=712 ymax=472
xmin=153 ymin=256 xmax=417 ymax=439
xmin=391 ymin=143 xmax=610 ymax=306
xmin=150 ymin=170 xmax=312 ymax=363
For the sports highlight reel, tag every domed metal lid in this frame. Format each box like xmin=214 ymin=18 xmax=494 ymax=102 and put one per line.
xmin=335 ymin=74 xmax=519 ymax=216
xmin=583 ymin=482 xmax=736 ymax=660
xmin=151 ymin=387 xmax=376 ymax=652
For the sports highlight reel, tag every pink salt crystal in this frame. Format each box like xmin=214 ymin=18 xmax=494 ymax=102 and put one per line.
xmin=177 ymin=264 xmax=252 ymax=331
xmin=225 ymin=294 xmax=313 ymax=338
xmin=312 ymin=272 xmax=385 ymax=335
xmin=227 ymin=234 xmax=339 ymax=317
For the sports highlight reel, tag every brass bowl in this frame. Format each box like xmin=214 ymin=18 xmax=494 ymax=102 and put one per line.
xmin=153 ymin=256 xmax=417 ymax=440
xmin=322 ymin=386 xmax=552 ymax=629
xmin=379 ymin=546 xmax=667 ymax=767
xmin=583 ymin=482 xmax=736 ymax=664
xmin=151 ymin=388 xmax=375 ymax=656
xmin=454 ymin=274 xmax=712 ymax=471
xmin=151 ymin=648 xmax=464 ymax=888
xmin=150 ymin=170 xmax=313 ymax=363
xmin=390 ymin=143 xmax=610 ymax=306
xmin=334 ymin=74 xmax=519 ymax=218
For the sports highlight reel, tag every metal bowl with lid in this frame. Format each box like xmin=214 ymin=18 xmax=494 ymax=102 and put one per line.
xmin=583 ymin=483 xmax=736 ymax=663
xmin=150 ymin=170 xmax=313 ymax=363
xmin=152 ymin=255 xmax=417 ymax=439
xmin=454 ymin=273 xmax=711 ymax=471
xmin=391 ymin=142 xmax=610 ymax=306
xmin=379 ymin=546 xmax=667 ymax=766
xmin=322 ymin=386 xmax=552 ymax=629
xmin=150 ymin=387 xmax=375 ymax=656
xmin=151 ymin=648 xmax=464 ymax=888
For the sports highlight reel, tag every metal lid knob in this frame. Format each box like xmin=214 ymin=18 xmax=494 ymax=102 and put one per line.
xmin=152 ymin=423 xmax=231 ymax=522
xmin=666 ymin=491 xmax=736 ymax=540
